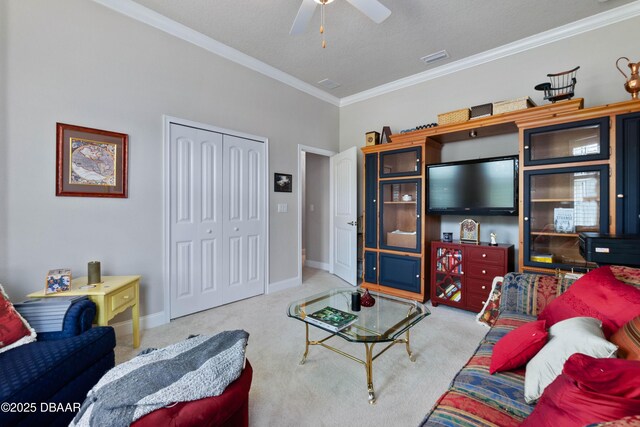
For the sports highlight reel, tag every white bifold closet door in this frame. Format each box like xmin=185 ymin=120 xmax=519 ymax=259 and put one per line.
xmin=169 ymin=124 xmax=265 ymax=319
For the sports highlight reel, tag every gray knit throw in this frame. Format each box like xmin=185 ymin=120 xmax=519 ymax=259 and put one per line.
xmin=71 ymin=330 xmax=249 ymax=427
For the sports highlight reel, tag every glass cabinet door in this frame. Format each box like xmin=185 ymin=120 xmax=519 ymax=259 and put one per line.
xmin=523 ymin=117 xmax=609 ymax=166
xmin=524 ymin=165 xmax=609 ymax=270
xmin=379 ymin=147 xmax=422 ymax=177
xmin=379 ymin=179 xmax=420 ymax=252
xmin=433 ymin=246 xmax=463 ymax=305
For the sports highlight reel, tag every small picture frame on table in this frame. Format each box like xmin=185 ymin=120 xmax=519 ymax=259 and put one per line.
xmin=56 ymin=123 xmax=128 ymax=198
xmin=45 ymin=269 xmax=72 ymax=294
xmin=274 ymin=173 xmax=292 ymax=192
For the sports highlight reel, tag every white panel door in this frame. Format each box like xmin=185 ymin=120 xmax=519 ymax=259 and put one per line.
xmin=222 ymin=134 xmax=266 ymax=303
xmin=170 ymin=124 xmax=224 ymax=318
xmin=331 ymin=146 xmax=358 ymax=286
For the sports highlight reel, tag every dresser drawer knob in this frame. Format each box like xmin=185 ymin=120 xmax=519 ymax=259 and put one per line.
xmin=482 ymin=270 xmax=486 ymax=274
xmin=123 ymin=295 xmax=130 ymax=299
xmin=482 ymin=253 xmax=487 ymax=258
xmin=416 ymin=274 xmax=420 ymax=278
xmin=482 ymin=301 xmax=486 ymax=305
xmin=482 ymin=285 xmax=486 ymax=290
xmin=373 ymin=267 xmax=376 ymax=270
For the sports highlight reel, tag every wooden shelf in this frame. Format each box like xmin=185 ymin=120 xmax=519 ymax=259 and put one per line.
xmin=390 ymin=99 xmax=584 ymax=144
xmin=530 ymin=231 xmax=579 ymax=237
xmin=530 ymin=198 xmax=575 ymax=203
xmin=383 ymin=201 xmax=417 ymax=205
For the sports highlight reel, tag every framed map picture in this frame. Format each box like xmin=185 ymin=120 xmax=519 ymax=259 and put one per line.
xmin=56 ymin=123 xmax=128 ymax=198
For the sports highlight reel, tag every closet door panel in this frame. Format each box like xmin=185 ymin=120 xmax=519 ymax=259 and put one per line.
xmin=223 ymin=135 xmax=265 ymax=303
xmin=169 ymin=124 xmax=223 ymax=318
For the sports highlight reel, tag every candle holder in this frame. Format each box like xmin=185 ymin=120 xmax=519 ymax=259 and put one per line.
xmin=88 ymin=261 xmax=101 ymax=285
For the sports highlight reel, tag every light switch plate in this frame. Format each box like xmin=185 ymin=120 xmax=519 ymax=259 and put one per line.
xmin=277 ymin=203 xmax=288 ymax=213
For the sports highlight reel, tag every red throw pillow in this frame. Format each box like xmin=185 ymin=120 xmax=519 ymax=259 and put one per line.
xmin=537 ymin=266 xmax=640 ymax=338
xmin=0 ymin=284 xmax=36 ymax=353
xmin=521 ymin=354 xmax=640 ymax=427
xmin=489 ymin=320 xmax=548 ymax=374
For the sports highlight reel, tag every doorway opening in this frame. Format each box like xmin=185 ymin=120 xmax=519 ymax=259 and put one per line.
xmin=298 ymin=146 xmax=334 ymax=284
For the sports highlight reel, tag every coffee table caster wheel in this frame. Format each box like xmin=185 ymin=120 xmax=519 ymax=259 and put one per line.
xmin=368 ymin=385 xmax=376 ymax=404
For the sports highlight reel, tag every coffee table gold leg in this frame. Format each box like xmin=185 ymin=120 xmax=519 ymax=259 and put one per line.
xmin=365 ymin=343 xmax=376 ymax=404
xmin=405 ymin=329 xmax=415 ymax=362
xmin=300 ymin=323 xmax=310 ymax=365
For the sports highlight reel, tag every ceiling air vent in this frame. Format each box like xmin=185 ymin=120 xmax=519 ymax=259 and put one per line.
xmin=318 ymin=78 xmax=341 ymax=90
xmin=420 ymin=50 xmax=449 ymax=65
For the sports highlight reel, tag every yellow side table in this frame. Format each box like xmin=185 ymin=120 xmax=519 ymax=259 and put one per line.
xmin=28 ymin=275 xmax=141 ymax=348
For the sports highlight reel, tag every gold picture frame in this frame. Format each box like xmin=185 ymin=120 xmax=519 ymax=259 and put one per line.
xmin=56 ymin=123 xmax=128 ymax=198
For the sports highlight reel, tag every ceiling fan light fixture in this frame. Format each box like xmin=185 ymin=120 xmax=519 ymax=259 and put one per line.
xmin=314 ymin=0 xmax=335 ymax=4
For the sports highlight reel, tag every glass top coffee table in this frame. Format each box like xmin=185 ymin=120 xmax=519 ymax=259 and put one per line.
xmin=287 ymin=288 xmax=430 ymax=403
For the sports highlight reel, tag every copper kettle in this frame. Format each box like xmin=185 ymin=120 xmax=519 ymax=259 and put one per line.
xmin=616 ymin=57 xmax=640 ymax=99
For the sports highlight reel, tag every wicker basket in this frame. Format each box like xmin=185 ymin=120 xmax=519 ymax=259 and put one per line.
xmin=492 ymin=97 xmax=536 ymax=115
xmin=438 ymin=108 xmax=470 ymax=125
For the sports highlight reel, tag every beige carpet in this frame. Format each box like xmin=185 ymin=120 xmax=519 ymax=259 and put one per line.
xmin=115 ymin=268 xmax=488 ymax=426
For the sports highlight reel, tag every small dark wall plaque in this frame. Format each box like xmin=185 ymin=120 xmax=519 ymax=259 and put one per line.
xmin=274 ymin=173 xmax=292 ymax=192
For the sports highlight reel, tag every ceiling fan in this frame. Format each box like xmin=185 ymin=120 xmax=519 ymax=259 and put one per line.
xmin=290 ymin=0 xmax=391 ymax=47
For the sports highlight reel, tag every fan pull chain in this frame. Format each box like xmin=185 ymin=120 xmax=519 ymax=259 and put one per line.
xmin=320 ymin=0 xmax=326 ymax=48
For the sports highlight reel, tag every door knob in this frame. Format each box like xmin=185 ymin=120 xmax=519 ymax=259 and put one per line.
xmin=347 ymin=221 xmax=357 ymax=226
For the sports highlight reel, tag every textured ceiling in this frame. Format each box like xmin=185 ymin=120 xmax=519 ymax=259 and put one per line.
xmin=130 ymin=0 xmax=636 ymax=98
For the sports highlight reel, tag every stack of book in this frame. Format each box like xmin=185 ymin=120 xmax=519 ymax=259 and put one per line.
xmin=14 ymin=296 xmax=88 ymax=333
xmin=304 ymin=306 xmax=358 ymax=333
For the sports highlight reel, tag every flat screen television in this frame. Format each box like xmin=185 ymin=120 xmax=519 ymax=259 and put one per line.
xmin=426 ymin=155 xmax=518 ymax=215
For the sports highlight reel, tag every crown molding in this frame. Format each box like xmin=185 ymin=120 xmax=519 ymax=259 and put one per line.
xmin=92 ymin=0 xmax=639 ymax=109
xmin=91 ymin=0 xmax=341 ymax=106
xmin=339 ymin=1 xmax=640 ymax=107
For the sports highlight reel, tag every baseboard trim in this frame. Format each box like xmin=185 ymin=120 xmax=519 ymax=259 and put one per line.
xmin=268 ymin=276 xmax=301 ymax=294
xmin=111 ymin=311 xmax=167 ymax=338
xmin=304 ymin=260 xmax=330 ymax=271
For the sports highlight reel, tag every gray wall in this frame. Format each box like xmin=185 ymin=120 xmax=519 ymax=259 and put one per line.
xmin=1 ymin=0 xmax=339 ymax=318
xmin=339 ymin=16 xmax=640 ymax=256
xmin=0 ymin=2 xmax=7 ymax=285
xmin=305 ymin=153 xmax=330 ymax=265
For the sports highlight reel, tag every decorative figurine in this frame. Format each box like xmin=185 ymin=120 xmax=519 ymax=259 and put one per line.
xmin=534 ymin=66 xmax=579 ymax=103
xmin=616 ymin=57 xmax=640 ymax=100
xmin=489 ymin=232 xmax=498 ymax=246
xmin=361 ymin=289 xmax=376 ymax=307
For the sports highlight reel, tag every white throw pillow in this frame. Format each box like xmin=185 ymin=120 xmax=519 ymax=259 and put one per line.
xmin=523 ymin=316 xmax=617 ymax=404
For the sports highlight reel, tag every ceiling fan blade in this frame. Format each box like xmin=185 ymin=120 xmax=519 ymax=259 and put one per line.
xmin=290 ymin=0 xmax=318 ymax=35
xmin=345 ymin=0 xmax=391 ymax=24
